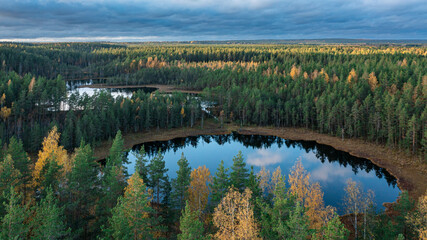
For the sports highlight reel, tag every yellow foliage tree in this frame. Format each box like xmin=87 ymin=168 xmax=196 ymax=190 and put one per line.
xmin=288 ymin=160 xmax=334 ymax=231
xmin=303 ymin=71 xmax=309 ymax=79
xmin=257 ymin=166 xmax=270 ymax=195
xmin=28 ymin=77 xmax=36 ymax=92
xmin=332 ymin=74 xmax=339 ymax=83
xmin=271 ymin=166 xmax=282 ymax=195
xmin=368 ymin=72 xmax=378 ymax=91
xmin=343 ymin=179 xmax=363 ymax=239
xmin=347 ymin=68 xmax=358 ymax=84
xmin=320 ymin=68 xmax=329 ymax=83
xmin=213 ymin=188 xmax=259 ymax=240
xmin=32 ymin=126 xmax=70 ymax=189
xmin=407 ymin=191 xmax=427 ymax=240
xmin=401 ymin=58 xmax=408 ymax=67
xmin=290 ymin=64 xmax=300 ymax=80
xmin=288 ymin=160 xmax=310 ymax=206
xmin=123 ymin=172 xmax=151 ymax=220
xmin=0 ymin=106 xmax=11 ymax=121
xmin=188 ymin=166 xmax=211 ymax=214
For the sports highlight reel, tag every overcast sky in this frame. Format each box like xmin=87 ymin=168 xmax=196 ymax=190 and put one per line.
xmin=0 ymin=0 xmax=426 ymax=42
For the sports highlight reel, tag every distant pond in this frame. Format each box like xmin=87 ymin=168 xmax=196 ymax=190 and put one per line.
xmin=125 ymin=132 xmax=400 ymax=213
xmin=66 ymin=79 xmax=156 ymax=98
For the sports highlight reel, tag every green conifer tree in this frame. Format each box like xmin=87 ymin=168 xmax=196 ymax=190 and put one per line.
xmin=178 ymin=201 xmax=205 ymax=240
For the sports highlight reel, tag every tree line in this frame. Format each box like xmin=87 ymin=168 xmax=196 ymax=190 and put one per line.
xmin=1 ymin=43 xmax=425 ymax=158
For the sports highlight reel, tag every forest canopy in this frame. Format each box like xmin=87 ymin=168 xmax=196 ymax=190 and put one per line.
xmin=0 ymin=43 xmax=426 ymax=239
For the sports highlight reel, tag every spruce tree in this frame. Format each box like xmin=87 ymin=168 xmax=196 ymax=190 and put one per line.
xmin=63 ymin=141 xmax=99 ymax=238
xmin=210 ymin=160 xmax=230 ymax=211
xmin=313 ymin=215 xmax=348 ymax=240
xmin=230 ymin=151 xmax=249 ymax=192
xmin=285 ymin=201 xmax=310 ymax=240
xmin=6 ymin=137 xmax=30 ymax=185
xmin=178 ymin=201 xmax=205 ymax=240
xmin=147 ymin=150 xmax=170 ymax=205
xmin=0 ymin=155 xmax=22 ymax=216
xmin=171 ymin=153 xmax=192 ymax=212
xmin=107 ymin=130 xmax=128 ymax=170
xmin=30 ymin=187 xmax=70 ymax=239
xmin=0 ymin=187 xmax=30 ymax=240
xmin=97 ymin=132 xmax=128 ymax=234
xmin=104 ymin=172 xmax=158 ymax=240
xmin=134 ymin=145 xmax=149 ymax=184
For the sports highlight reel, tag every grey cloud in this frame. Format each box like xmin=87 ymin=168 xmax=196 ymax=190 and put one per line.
xmin=0 ymin=0 xmax=426 ymax=41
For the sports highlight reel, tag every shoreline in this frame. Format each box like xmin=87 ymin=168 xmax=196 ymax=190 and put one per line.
xmin=92 ymin=122 xmax=427 ymax=202
xmin=78 ymin=83 xmax=202 ymax=94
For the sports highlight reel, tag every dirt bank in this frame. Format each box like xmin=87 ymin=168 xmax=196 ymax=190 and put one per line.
xmin=78 ymin=83 xmax=202 ymax=94
xmin=93 ymin=121 xmax=427 ymax=201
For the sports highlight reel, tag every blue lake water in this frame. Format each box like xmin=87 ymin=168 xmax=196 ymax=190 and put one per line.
xmin=124 ymin=133 xmax=400 ymax=213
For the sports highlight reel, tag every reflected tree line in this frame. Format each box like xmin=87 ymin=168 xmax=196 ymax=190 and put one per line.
xmin=130 ymin=133 xmax=397 ymax=187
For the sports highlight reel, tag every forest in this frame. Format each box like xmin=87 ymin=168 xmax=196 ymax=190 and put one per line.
xmin=0 ymin=43 xmax=426 ymax=239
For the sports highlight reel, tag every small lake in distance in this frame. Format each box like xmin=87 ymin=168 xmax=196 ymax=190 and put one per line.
xmin=66 ymin=79 xmax=157 ymax=98
xmin=124 ymin=132 xmax=400 ymax=213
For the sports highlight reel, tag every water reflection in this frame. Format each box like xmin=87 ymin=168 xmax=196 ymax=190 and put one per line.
xmin=130 ymin=132 xmax=397 ymax=188
xmin=66 ymin=79 xmax=157 ymax=98
xmin=247 ymin=149 xmax=284 ymax=167
xmin=124 ymin=132 xmax=400 ymax=212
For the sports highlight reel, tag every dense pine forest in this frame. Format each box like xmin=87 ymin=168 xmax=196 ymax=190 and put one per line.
xmin=0 ymin=43 xmax=426 ymax=239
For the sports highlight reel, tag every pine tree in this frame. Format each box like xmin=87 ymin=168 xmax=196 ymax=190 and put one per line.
xmin=230 ymin=151 xmax=249 ymax=192
xmin=104 ymin=172 xmax=158 ymax=240
xmin=171 ymin=153 xmax=192 ymax=211
xmin=30 ymin=187 xmax=70 ymax=239
xmin=178 ymin=201 xmax=205 ymax=240
xmin=0 ymin=187 xmax=30 ymax=240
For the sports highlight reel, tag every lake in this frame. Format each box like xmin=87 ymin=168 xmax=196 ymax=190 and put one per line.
xmin=66 ymin=79 xmax=157 ymax=98
xmin=124 ymin=132 xmax=400 ymax=213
